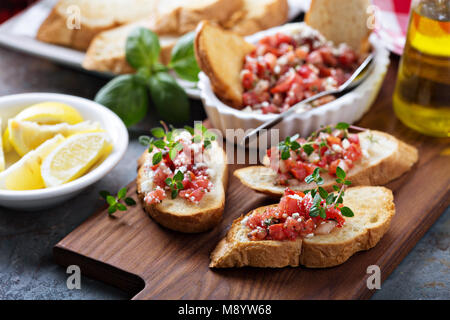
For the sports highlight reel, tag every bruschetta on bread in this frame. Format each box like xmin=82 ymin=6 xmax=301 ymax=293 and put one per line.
xmin=211 ymin=180 xmax=395 ymax=268
xmin=234 ymin=124 xmax=418 ymax=197
xmin=137 ymin=125 xmax=228 ymax=233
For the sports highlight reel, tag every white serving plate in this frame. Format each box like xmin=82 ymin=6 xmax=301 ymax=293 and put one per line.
xmin=199 ymin=22 xmax=390 ymax=141
xmin=0 ymin=93 xmax=128 ymax=211
xmin=0 ymin=0 xmax=309 ymax=100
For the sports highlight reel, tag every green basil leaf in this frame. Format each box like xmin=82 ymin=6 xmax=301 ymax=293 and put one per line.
xmin=335 ymin=122 xmax=350 ymax=130
xmin=106 ymin=195 xmax=116 ymax=206
xmin=340 ymin=206 xmax=354 ymax=217
xmin=171 ymin=189 xmax=178 ymax=199
xmin=302 ymin=144 xmax=314 ymax=155
xmin=125 ymin=197 xmax=137 ymax=206
xmin=126 ymin=27 xmax=160 ymax=69
xmin=153 ymin=140 xmax=166 ymax=149
xmin=148 ymin=72 xmax=190 ymax=123
xmin=95 ymin=74 xmax=148 ymax=127
xmin=333 ymin=185 xmax=340 ymax=191
xmin=305 ymin=174 xmax=315 ymax=184
xmin=318 ymin=187 xmax=328 ymax=199
xmin=169 ymin=148 xmax=177 ymax=160
xmin=291 ymin=141 xmax=301 ymax=151
xmin=117 ymin=203 xmax=127 ymax=211
xmin=151 ymin=127 xmax=166 ymax=138
xmin=152 ymin=151 xmax=162 ymax=165
xmin=168 ymin=32 xmax=200 ymax=82
xmin=108 ymin=206 xmax=117 ymax=215
xmin=319 ymin=207 xmax=327 ymax=219
xmin=176 ymin=181 xmax=184 ymax=190
xmin=281 ymin=148 xmax=290 ymax=160
xmin=117 ymin=188 xmax=127 ymax=200
xmin=336 ymin=166 xmax=346 ymax=180
xmin=173 ymin=170 xmax=184 ymax=181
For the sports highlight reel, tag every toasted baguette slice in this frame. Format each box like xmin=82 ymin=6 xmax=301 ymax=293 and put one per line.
xmin=195 ymin=21 xmax=255 ymax=108
xmin=136 ymin=141 xmax=228 ymax=233
xmin=305 ymin=0 xmax=372 ymax=53
xmin=234 ymin=131 xmax=418 ymax=197
xmin=210 ymin=186 xmax=395 ymax=268
xmin=82 ymin=21 xmax=178 ymax=74
xmin=37 ymin=0 xmax=159 ymax=51
xmin=224 ymin=0 xmax=289 ymax=36
xmin=149 ymin=0 xmax=243 ymax=36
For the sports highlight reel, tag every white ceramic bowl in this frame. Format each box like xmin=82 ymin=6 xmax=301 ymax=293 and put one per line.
xmin=0 ymin=93 xmax=128 ymax=211
xmin=199 ymin=23 xmax=390 ymax=140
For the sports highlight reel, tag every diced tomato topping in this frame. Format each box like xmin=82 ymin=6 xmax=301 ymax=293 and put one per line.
xmin=241 ymin=31 xmax=360 ymax=114
xmin=344 ymin=144 xmax=363 ymax=162
xmin=327 ymin=135 xmax=341 ymax=145
xmin=144 ymin=188 xmax=166 ymax=205
xmin=268 ymin=224 xmax=285 ymax=240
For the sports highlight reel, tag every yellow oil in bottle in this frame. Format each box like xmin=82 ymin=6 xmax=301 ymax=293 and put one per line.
xmin=393 ymin=0 xmax=450 ymax=137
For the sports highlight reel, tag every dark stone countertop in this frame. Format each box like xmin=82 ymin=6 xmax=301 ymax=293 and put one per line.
xmin=0 ymin=47 xmax=448 ymax=300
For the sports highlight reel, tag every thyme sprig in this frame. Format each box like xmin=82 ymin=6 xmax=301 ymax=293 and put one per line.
xmin=139 ymin=123 xmax=216 ymax=166
xmin=303 ymin=167 xmax=354 ymax=219
xmin=165 ymin=170 xmax=185 ymax=199
xmin=100 ymin=188 xmax=137 ymax=216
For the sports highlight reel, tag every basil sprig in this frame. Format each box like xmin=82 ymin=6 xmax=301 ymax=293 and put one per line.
xmin=95 ymin=29 xmax=200 ymax=127
xmin=100 ymin=188 xmax=136 ymax=216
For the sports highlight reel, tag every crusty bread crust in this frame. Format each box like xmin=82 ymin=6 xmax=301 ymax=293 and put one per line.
xmin=82 ymin=21 xmax=176 ymax=74
xmin=226 ymin=0 xmax=289 ymax=36
xmin=150 ymin=0 xmax=244 ymax=36
xmin=136 ymin=144 xmax=228 ymax=233
xmin=210 ymin=186 xmax=395 ymax=268
xmin=37 ymin=7 xmax=106 ymax=51
xmin=37 ymin=0 xmax=159 ymax=51
xmin=195 ymin=21 xmax=254 ymax=108
xmin=234 ymin=131 xmax=419 ymax=197
xmin=305 ymin=0 xmax=372 ymax=54
xmin=210 ymin=205 xmax=302 ymax=268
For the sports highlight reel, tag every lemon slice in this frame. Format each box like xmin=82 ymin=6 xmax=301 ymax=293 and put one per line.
xmin=41 ymin=132 xmax=112 ymax=188
xmin=8 ymin=120 xmax=102 ymax=156
xmin=0 ymin=118 xmax=5 ymax=172
xmin=3 ymin=101 xmax=84 ymax=152
xmin=0 ymin=134 xmax=65 ymax=190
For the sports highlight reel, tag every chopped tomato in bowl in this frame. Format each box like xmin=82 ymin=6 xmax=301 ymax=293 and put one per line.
xmin=241 ymin=28 xmax=361 ymax=114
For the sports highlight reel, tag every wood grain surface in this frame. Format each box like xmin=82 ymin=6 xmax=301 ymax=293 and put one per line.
xmin=53 ymin=58 xmax=450 ymax=300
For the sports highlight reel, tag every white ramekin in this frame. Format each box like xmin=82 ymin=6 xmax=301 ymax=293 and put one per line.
xmin=0 ymin=93 xmax=128 ymax=211
xmin=199 ymin=23 xmax=390 ymax=140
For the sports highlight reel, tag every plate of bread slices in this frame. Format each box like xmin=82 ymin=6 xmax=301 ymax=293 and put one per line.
xmin=0 ymin=0 xmax=305 ymax=98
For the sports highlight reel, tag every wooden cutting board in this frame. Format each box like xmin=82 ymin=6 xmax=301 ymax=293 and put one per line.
xmin=54 ymin=60 xmax=450 ymax=300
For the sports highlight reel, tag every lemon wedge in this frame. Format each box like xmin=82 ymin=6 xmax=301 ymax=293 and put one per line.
xmin=0 ymin=118 xmax=5 ymax=172
xmin=41 ymin=132 xmax=112 ymax=188
xmin=8 ymin=120 xmax=102 ymax=156
xmin=0 ymin=134 xmax=65 ymax=190
xmin=3 ymin=101 xmax=84 ymax=153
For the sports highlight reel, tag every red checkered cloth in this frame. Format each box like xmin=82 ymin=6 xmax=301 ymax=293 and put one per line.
xmin=372 ymin=0 xmax=412 ymax=55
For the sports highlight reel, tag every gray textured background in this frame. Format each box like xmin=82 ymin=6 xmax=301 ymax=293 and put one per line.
xmin=0 ymin=47 xmax=448 ymax=300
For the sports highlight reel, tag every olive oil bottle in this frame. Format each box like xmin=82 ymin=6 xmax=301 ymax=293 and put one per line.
xmin=393 ymin=0 xmax=450 ymax=137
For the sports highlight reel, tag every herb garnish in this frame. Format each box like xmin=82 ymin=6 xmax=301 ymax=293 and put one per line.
xmin=95 ymin=29 xmax=200 ymax=126
xmin=100 ymin=188 xmax=137 ymax=216
xmin=139 ymin=123 xmax=216 ymax=166
xmin=304 ymin=167 xmax=354 ymax=219
xmin=165 ymin=170 xmax=185 ymax=199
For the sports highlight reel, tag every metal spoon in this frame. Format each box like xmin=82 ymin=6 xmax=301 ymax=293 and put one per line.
xmin=241 ymin=53 xmax=375 ymax=147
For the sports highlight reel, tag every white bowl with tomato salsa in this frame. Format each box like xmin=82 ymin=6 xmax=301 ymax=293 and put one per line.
xmin=199 ymin=23 xmax=390 ymax=140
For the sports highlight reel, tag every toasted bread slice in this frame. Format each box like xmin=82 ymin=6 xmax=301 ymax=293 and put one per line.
xmin=149 ymin=0 xmax=243 ymax=36
xmin=82 ymin=21 xmax=178 ymax=74
xmin=136 ymin=141 xmax=228 ymax=233
xmin=225 ymin=0 xmax=289 ymax=36
xmin=234 ymin=131 xmax=418 ymax=197
xmin=305 ymin=0 xmax=372 ymax=53
xmin=37 ymin=0 xmax=159 ymax=51
xmin=195 ymin=21 xmax=255 ymax=108
xmin=210 ymin=186 xmax=395 ymax=268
